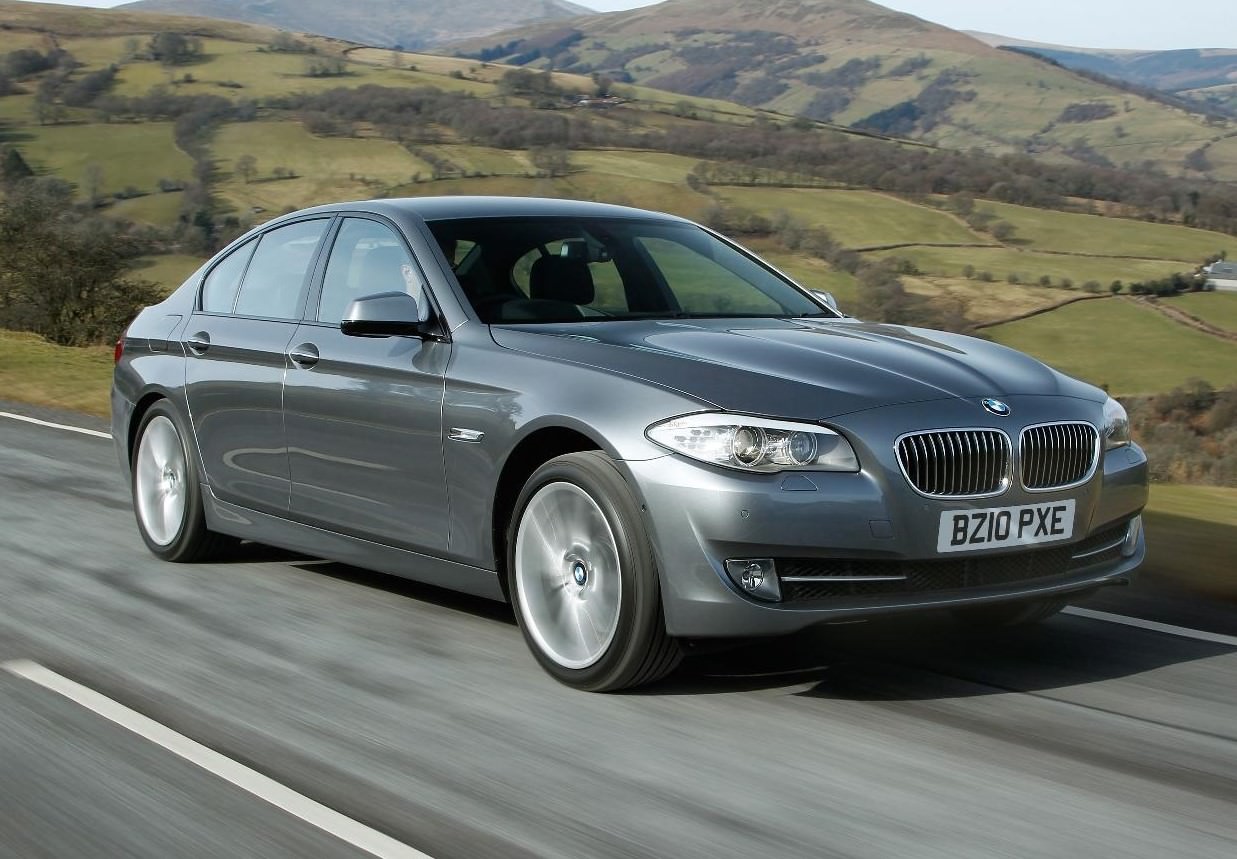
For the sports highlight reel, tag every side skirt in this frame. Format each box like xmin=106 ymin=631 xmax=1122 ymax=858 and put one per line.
xmin=202 ymin=487 xmax=505 ymax=602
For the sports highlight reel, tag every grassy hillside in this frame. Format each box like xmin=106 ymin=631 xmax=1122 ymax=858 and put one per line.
xmin=1168 ymin=292 xmax=1237 ymax=332
xmin=458 ymin=0 xmax=1237 ymax=180
xmin=2 ymin=0 xmax=1236 ymax=410
xmin=989 ymin=299 xmax=1237 ymax=395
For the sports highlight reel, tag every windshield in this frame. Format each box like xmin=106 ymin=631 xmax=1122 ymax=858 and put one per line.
xmin=425 ymin=217 xmax=834 ymax=324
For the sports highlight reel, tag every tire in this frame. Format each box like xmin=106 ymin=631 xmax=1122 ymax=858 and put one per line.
xmin=507 ymin=451 xmax=681 ymax=692
xmin=131 ymin=400 xmax=229 ymax=563
xmin=952 ymin=597 xmax=1068 ymax=628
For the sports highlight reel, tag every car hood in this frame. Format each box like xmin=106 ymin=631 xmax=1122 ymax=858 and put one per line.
xmin=490 ymin=318 xmax=1104 ymax=420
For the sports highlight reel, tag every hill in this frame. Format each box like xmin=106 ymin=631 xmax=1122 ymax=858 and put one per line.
xmin=456 ymin=0 xmax=1237 ymax=180
xmin=2 ymin=0 xmax=1236 ymax=400
xmin=968 ymin=32 xmax=1237 ymax=94
xmin=120 ymin=0 xmax=592 ymax=50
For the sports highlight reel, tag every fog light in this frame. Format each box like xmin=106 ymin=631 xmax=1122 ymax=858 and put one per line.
xmin=724 ymin=559 xmax=781 ymax=602
xmin=1121 ymin=515 xmax=1142 ymax=557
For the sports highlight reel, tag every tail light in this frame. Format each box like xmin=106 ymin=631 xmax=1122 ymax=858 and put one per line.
xmin=114 ymin=335 xmax=125 ymax=365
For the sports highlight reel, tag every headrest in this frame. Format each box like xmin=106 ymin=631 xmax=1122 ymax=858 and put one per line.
xmin=529 ymin=256 xmax=594 ymax=305
xmin=361 ymin=245 xmax=411 ymax=295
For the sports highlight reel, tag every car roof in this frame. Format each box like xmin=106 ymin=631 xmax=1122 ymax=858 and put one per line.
xmin=286 ymin=196 xmax=693 ymax=224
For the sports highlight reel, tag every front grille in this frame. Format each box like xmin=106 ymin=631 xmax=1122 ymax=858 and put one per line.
xmin=1020 ymin=422 xmax=1099 ymax=490
xmin=896 ymin=430 xmax=1009 ymax=497
xmin=779 ymin=522 xmax=1130 ymax=603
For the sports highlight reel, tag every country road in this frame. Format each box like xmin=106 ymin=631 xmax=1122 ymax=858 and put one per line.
xmin=1 ymin=404 xmax=1235 ymax=858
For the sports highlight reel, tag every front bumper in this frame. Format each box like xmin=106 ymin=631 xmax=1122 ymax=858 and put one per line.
xmin=627 ymin=399 xmax=1149 ymax=638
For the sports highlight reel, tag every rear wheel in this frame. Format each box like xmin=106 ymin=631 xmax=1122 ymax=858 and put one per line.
xmin=508 ymin=451 xmax=680 ymax=691
xmin=952 ymin=597 xmax=1067 ymax=628
xmin=132 ymin=401 xmax=228 ymax=562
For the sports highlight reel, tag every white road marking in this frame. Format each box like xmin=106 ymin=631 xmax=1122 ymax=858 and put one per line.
xmin=0 ymin=412 xmax=112 ymax=440
xmin=1065 ymin=607 xmax=1237 ymax=647
xmin=2 ymin=660 xmax=433 ymax=859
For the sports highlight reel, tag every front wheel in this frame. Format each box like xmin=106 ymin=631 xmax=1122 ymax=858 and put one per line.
xmin=507 ymin=451 xmax=680 ymax=691
xmin=132 ymin=401 xmax=228 ymax=562
xmin=952 ymin=597 xmax=1068 ymax=628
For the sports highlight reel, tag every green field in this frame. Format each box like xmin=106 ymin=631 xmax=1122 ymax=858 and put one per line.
xmin=1169 ymin=291 xmax=1237 ymax=332
xmin=108 ymin=191 xmax=185 ymax=226
xmin=132 ymin=254 xmax=207 ymax=293
xmin=19 ymin=122 xmax=194 ymax=198
xmin=868 ymin=245 xmax=1191 ymax=286
xmin=981 ymin=201 xmax=1237 ymax=260
xmin=716 ymin=188 xmax=983 ymax=249
xmin=989 ymin=298 xmax=1237 ymax=394
xmin=212 ymin=121 xmax=431 ymax=212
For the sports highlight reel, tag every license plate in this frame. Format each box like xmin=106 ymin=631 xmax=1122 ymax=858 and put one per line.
xmin=936 ymin=500 xmax=1075 ymax=553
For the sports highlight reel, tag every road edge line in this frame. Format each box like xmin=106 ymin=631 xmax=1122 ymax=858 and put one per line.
xmin=0 ymin=411 xmax=112 ymax=440
xmin=1064 ymin=607 xmax=1237 ymax=647
xmin=2 ymin=660 xmax=432 ymax=859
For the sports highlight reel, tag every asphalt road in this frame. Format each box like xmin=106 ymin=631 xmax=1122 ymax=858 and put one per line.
xmin=1 ymin=403 xmax=1235 ymax=858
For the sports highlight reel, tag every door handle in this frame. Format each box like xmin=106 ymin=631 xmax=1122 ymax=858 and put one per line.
xmin=186 ymin=332 xmax=210 ymax=354
xmin=288 ymin=343 xmax=319 ymax=369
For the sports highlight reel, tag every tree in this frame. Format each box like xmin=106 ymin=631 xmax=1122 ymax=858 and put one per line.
xmin=0 ymin=178 xmax=161 ymax=345
xmin=0 ymin=148 xmax=33 ymax=185
xmin=235 ymin=153 xmax=258 ymax=184
xmin=529 ymin=146 xmax=572 ymax=178
xmin=83 ymin=163 xmax=105 ymax=206
xmin=148 ymin=32 xmax=203 ymax=67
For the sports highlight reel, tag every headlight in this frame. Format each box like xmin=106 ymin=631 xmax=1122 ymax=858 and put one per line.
xmin=646 ymin=414 xmax=859 ymax=473
xmin=1102 ymin=397 xmax=1130 ymax=450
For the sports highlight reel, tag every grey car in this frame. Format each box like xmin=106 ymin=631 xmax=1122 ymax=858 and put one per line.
xmin=113 ymin=197 xmax=1148 ymax=691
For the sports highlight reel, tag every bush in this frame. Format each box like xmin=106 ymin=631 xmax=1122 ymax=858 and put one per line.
xmin=0 ymin=178 xmax=161 ymax=345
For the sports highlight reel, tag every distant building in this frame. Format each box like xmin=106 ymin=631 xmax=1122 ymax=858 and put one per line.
xmin=1204 ymin=261 xmax=1237 ymax=292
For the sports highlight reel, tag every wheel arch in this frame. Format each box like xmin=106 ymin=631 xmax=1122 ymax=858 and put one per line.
xmin=491 ymin=426 xmax=605 ymax=595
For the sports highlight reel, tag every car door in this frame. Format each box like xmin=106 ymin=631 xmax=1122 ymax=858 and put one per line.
xmin=184 ymin=217 xmax=331 ymax=513
xmin=283 ymin=215 xmax=452 ymax=553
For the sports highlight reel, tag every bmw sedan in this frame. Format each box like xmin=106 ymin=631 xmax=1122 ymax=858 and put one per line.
xmin=113 ymin=197 xmax=1148 ymax=691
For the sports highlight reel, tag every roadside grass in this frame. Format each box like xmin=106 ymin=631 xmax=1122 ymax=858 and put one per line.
xmin=867 ymin=245 xmax=1191 ymax=286
xmin=1168 ymin=291 xmax=1237 ymax=332
xmin=19 ymin=121 xmax=194 ymax=198
xmin=988 ymin=298 xmax=1237 ymax=395
xmin=979 ymin=200 xmax=1237 ymax=260
xmin=1143 ymin=484 xmax=1237 ymax=601
xmin=0 ymin=331 xmax=113 ymax=416
xmin=717 ymin=188 xmax=983 ymax=248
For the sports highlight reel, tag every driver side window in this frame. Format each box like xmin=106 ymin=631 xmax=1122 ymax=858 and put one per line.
xmin=318 ymin=218 xmax=422 ymax=324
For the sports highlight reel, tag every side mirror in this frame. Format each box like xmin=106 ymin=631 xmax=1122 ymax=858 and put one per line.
xmin=811 ymin=290 xmax=841 ymax=315
xmin=341 ymin=292 xmax=438 ymax=339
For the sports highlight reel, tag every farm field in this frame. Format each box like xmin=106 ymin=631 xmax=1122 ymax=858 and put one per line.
xmin=132 ymin=255 xmax=205 ymax=293
xmin=978 ymin=200 xmax=1237 ymax=260
xmin=715 ymin=187 xmax=983 ymax=248
xmin=1168 ymin=291 xmax=1237 ymax=332
xmin=18 ymin=122 xmax=193 ymax=197
xmin=989 ymin=298 xmax=1237 ymax=395
xmin=212 ymin=121 xmax=432 ymax=213
xmin=868 ymin=245 xmax=1192 ymax=286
